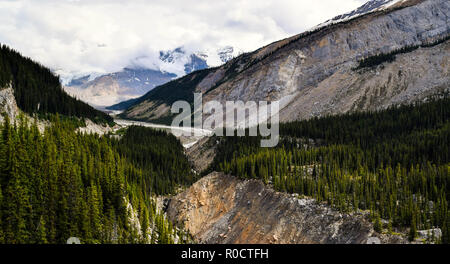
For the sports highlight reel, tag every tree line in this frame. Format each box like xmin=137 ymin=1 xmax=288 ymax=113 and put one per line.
xmin=354 ymin=36 xmax=450 ymax=70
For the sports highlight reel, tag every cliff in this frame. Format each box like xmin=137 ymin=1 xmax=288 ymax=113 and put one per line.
xmin=0 ymin=84 xmax=20 ymax=123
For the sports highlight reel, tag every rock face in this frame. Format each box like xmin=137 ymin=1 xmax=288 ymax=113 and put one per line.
xmin=185 ymin=136 xmax=217 ymax=173
xmin=122 ymin=0 xmax=449 ymax=125
xmin=167 ymin=172 xmax=407 ymax=244
xmin=0 ymin=85 xmax=49 ymax=132
xmin=0 ymin=85 xmax=20 ymax=123
xmin=76 ymin=119 xmax=115 ymax=136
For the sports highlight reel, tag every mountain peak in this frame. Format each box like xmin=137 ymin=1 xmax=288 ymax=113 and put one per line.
xmin=311 ymin=0 xmax=407 ymax=31
xmin=159 ymin=47 xmax=186 ymax=64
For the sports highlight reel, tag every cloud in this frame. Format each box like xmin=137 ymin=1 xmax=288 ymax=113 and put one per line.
xmin=0 ymin=0 xmax=367 ymax=81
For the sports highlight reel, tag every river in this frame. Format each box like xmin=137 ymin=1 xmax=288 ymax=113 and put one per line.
xmin=114 ymin=119 xmax=213 ymax=148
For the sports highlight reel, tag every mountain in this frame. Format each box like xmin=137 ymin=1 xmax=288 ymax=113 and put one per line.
xmin=0 ymin=44 xmax=113 ymax=124
xmin=64 ymin=68 xmax=177 ymax=108
xmin=64 ymin=46 xmax=241 ymax=109
xmin=120 ymin=0 xmax=449 ymax=125
xmin=159 ymin=47 xmax=208 ymax=74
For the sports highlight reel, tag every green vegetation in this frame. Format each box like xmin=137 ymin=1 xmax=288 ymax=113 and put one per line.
xmin=0 ymin=44 xmax=196 ymax=244
xmin=354 ymin=36 xmax=450 ymax=70
xmin=110 ymin=125 xmax=197 ymax=195
xmin=209 ymin=96 xmax=450 ymax=242
xmin=0 ymin=116 xmax=193 ymax=244
xmin=0 ymin=44 xmax=113 ymax=125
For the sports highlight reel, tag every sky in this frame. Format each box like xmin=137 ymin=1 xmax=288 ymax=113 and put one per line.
xmin=0 ymin=0 xmax=367 ymax=82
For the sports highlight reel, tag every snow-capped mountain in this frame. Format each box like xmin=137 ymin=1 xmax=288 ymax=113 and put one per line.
xmin=311 ymin=0 xmax=407 ymax=31
xmin=158 ymin=47 xmax=209 ymax=76
xmin=64 ymin=68 xmax=177 ymax=108
xmin=158 ymin=46 xmax=242 ymax=73
xmin=63 ymin=46 xmax=239 ymax=108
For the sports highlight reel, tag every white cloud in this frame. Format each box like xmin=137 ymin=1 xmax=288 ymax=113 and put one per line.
xmin=0 ymin=0 xmax=367 ymax=81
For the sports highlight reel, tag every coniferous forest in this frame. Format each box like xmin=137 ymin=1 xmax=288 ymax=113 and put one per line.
xmin=111 ymin=126 xmax=197 ymax=195
xmin=0 ymin=116 xmax=193 ymax=244
xmin=209 ymin=96 xmax=450 ymax=243
xmin=0 ymin=44 xmax=195 ymax=244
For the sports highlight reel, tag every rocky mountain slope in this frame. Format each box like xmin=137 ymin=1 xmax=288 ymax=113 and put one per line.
xmin=166 ymin=172 xmax=407 ymax=244
xmin=185 ymin=136 xmax=217 ymax=173
xmin=121 ymin=0 xmax=449 ymax=125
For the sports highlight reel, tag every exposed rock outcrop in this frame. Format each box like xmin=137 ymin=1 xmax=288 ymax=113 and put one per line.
xmin=0 ymin=84 xmax=20 ymax=123
xmin=0 ymin=85 xmax=50 ymax=132
xmin=185 ymin=136 xmax=217 ymax=173
xmin=76 ymin=119 xmax=115 ymax=136
xmin=167 ymin=172 xmax=407 ymax=244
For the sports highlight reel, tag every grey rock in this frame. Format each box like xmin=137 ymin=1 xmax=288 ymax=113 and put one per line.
xmin=0 ymin=84 xmax=20 ymax=124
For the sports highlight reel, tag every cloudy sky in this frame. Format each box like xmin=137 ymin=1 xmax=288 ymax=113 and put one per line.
xmin=0 ymin=0 xmax=367 ymax=81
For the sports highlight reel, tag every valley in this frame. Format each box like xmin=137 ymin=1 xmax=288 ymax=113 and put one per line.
xmin=114 ymin=119 xmax=212 ymax=148
xmin=0 ymin=0 xmax=449 ymax=245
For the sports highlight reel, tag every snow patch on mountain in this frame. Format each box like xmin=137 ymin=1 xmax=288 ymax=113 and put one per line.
xmin=55 ymin=69 xmax=106 ymax=86
xmin=157 ymin=46 xmax=241 ymax=76
xmin=310 ymin=0 xmax=406 ymax=31
xmin=202 ymin=46 xmax=243 ymax=67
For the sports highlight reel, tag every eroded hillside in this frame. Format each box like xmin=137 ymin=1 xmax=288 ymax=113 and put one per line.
xmin=167 ymin=172 xmax=408 ymax=244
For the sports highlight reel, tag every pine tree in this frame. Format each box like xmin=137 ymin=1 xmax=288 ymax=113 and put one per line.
xmin=0 ymin=185 xmax=4 ymax=243
xmin=442 ymin=213 xmax=450 ymax=244
xmin=409 ymin=215 xmax=418 ymax=242
xmin=373 ymin=214 xmax=383 ymax=233
xmin=387 ymin=219 xmax=393 ymax=234
xmin=35 ymin=216 xmax=48 ymax=244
